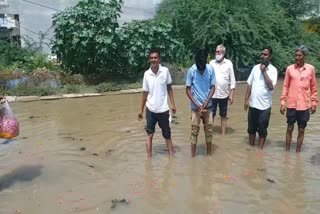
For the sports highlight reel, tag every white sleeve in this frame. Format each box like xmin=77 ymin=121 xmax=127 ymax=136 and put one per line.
xmin=229 ymin=61 xmax=236 ymax=89
xmin=247 ymin=66 xmax=255 ymax=86
xmin=166 ymin=68 xmax=172 ymax=84
xmin=142 ymin=73 xmax=148 ymax=91
xmin=270 ymin=67 xmax=278 ymax=87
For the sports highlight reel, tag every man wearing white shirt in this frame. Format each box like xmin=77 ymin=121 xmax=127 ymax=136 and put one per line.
xmin=138 ymin=48 xmax=177 ymax=159
xmin=244 ymin=47 xmax=278 ymax=149
xmin=209 ymin=45 xmax=236 ymax=135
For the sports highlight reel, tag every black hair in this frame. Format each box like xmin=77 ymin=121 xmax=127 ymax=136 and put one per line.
xmin=149 ymin=48 xmax=161 ymax=58
xmin=195 ymin=49 xmax=208 ymax=71
xmin=262 ymin=47 xmax=273 ymax=55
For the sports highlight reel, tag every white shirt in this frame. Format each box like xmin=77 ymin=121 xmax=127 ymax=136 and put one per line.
xmin=143 ymin=65 xmax=172 ymax=113
xmin=247 ymin=63 xmax=278 ymax=110
xmin=209 ymin=58 xmax=236 ymax=99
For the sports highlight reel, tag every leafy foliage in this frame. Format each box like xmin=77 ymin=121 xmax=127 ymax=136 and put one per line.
xmin=278 ymin=0 xmax=320 ymax=18
xmin=118 ymin=20 xmax=187 ymax=76
xmin=52 ymin=0 xmax=123 ymax=75
xmin=155 ymin=0 xmax=320 ymax=73
xmin=52 ymin=0 xmax=187 ymax=78
xmin=303 ymin=16 xmax=320 ymax=34
xmin=0 ymin=41 xmax=30 ymax=68
xmin=0 ymin=41 xmax=55 ymax=73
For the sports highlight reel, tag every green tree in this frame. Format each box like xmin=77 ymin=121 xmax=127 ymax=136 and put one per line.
xmin=52 ymin=0 xmax=123 ymax=75
xmin=155 ymin=0 xmax=320 ymax=73
xmin=118 ymin=20 xmax=187 ymax=77
xmin=278 ymin=0 xmax=320 ymax=18
xmin=303 ymin=16 xmax=320 ymax=34
xmin=0 ymin=41 xmax=29 ymax=68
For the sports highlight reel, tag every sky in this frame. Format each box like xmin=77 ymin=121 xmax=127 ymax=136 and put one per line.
xmin=0 ymin=0 xmax=160 ymax=53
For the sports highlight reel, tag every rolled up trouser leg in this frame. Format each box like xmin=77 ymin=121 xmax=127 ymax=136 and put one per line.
xmin=204 ymin=124 xmax=212 ymax=144
xmin=191 ymin=125 xmax=200 ymax=144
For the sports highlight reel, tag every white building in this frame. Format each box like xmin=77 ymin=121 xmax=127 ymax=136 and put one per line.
xmin=0 ymin=0 xmax=161 ymax=52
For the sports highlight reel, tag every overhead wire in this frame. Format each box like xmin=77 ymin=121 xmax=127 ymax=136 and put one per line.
xmin=21 ymin=0 xmax=155 ymax=15
xmin=3 ymin=0 xmax=156 ymax=42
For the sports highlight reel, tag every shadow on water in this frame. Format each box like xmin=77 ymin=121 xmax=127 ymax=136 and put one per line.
xmin=1 ymin=139 xmax=18 ymax=145
xmin=194 ymin=143 xmax=218 ymax=156
xmin=152 ymin=144 xmax=181 ymax=156
xmin=0 ymin=165 xmax=43 ymax=191
xmin=212 ymin=125 xmax=235 ymax=134
xmin=311 ymin=154 xmax=320 ymax=165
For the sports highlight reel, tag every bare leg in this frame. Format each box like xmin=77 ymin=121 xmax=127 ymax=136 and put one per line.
xmin=221 ymin=117 xmax=227 ymax=135
xmin=249 ymin=133 xmax=256 ymax=146
xmin=165 ymin=138 xmax=174 ymax=158
xmin=212 ymin=117 xmax=215 ymax=132
xmin=296 ymin=128 xmax=305 ymax=152
xmin=191 ymin=144 xmax=196 ymax=157
xmin=146 ymin=134 xmax=153 ymax=159
xmin=286 ymin=125 xmax=294 ymax=151
xmin=258 ymin=136 xmax=266 ymax=149
xmin=191 ymin=124 xmax=200 ymax=157
xmin=204 ymin=121 xmax=213 ymax=156
xmin=206 ymin=143 xmax=212 ymax=156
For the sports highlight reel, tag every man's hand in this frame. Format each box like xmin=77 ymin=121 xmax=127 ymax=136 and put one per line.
xmin=280 ymin=105 xmax=286 ymax=115
xmin=199 ymin=106 xmax=207 ymax=113
xmin=138 ymin=112 xmax=143 ymax=121
xmin=260 ymin=64 xmax=267 ymax=73
xmin=195 ymin=103 xmax=202 ymax=112
xmin=311 ymin=105 xmax=316 ymax=114
xmin=202 ymin=100 xmax=209 ymax=110
xmin=244 ymin=100 xmax=249 ymax=111
xmin=171 ymin=105 xmax=176 ymax=114
xmin=229 ymin=96 xmax=234 ymax=105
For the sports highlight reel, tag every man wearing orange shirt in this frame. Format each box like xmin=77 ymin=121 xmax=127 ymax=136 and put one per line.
xmin=280 ymin=46 xmax=318 ymax=152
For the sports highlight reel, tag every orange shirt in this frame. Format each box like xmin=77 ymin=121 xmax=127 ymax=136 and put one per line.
xmin=280 ymin=63 xmax=318 ymax=110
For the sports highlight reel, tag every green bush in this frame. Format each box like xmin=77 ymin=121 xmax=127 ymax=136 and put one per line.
xmin=95 ymin=82 xmax=126 ymax=92
xmin=52 ymin=0 xmax=123 ymax=75
xmin=60 ymin=84 xmax=96 ymax=94
xmin=0 ymin=85 xmax=56 ymax=96
xmin=155 ymin=0 xmax=320 ymax=74
xmin=118 ymin=20 xmax=187 ymax=77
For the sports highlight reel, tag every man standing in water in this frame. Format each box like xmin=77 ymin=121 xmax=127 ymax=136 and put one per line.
xmin=186 ymin=49 xmax=216 ymax=157
xmin=209 ymin=44 xmax=236 ymax=135
xmin=138 ymin=48 xmax=176 ymax=159
xmin=280 ymin=46 xmax=318 ymax=152
xmin=244 ymin=47 xmax=278 ymax=149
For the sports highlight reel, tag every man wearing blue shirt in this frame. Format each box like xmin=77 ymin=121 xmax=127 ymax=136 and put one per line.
xmin=186 ymin=50 xmax=216 ymax=157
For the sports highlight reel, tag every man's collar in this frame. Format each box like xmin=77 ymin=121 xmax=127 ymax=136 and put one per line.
xmin=294 ymin=63 xmax=306 ymax=70
xmin=148 ymin=65 xmax=163 ymax=75
xmin=215 ymin=58 xmax=226 ymax=64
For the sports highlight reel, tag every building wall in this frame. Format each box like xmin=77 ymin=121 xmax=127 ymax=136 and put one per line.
xmin=0 ymin=0 xmax=160 ymax=52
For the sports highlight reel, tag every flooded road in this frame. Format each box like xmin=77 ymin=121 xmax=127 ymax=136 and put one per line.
xmin=0 ymin=80 xmax=320 ymax=214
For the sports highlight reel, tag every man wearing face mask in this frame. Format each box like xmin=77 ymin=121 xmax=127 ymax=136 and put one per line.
xmin=186 ymin=49 xmax=216 ymax=157
xmin=244 ymin=47 xmax=278 ymax=149
xmin=209 ymin=44 xmax=236 ymax=135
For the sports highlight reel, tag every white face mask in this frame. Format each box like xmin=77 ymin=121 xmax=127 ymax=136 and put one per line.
xmin=215 ymin=54 xmax=224 ymax=61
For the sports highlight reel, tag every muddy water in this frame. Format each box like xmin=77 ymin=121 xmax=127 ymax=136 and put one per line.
xmin=0 ymin=80 xmax=320 ymax=214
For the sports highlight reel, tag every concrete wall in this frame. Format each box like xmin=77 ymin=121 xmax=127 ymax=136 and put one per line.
xmin=0 ymin=0 xmax=161 ymax=53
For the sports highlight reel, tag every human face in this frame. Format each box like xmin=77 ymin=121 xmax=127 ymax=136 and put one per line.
xmin=215 ymin=48 xmax=224 ymax=61
xmin=295 ymin=50 xmax=305 ymax=65
xmin=149 ymin=52 xmax=160 ymax=68
xmin=196 ymin=61 xmax=206 ymax=72
xmin=261 ymin=49 xmax=271 ymax=61
xmin=215 ymin=48 xmax=224 ymax=56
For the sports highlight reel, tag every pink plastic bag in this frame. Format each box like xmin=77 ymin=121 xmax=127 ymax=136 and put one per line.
xmin=0 ymin=100 xmax=19 ymax=139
